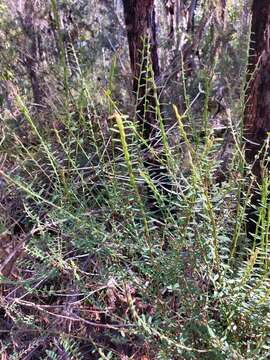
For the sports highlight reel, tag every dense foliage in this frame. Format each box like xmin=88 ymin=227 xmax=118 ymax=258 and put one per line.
xmin=0 ymin=1 xmax=269 ymax=359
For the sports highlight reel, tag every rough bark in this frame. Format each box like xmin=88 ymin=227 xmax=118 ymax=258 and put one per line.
xmin=18 ymin=1 xmax=46 ymax=106
xmin=24 ymin=34 xmax=44 ymax=106
xmin=163 ymin=0 xmax=175 ymax=37
xmin=244 ymin=1 xmax=270 ymax=237
xmin=245 ymin=0 xmax=270 ymax=178
xmin=122 ymin=0 xmax=160 ymax=141
xmin=122 ymin=0 xmax=171 ymax=213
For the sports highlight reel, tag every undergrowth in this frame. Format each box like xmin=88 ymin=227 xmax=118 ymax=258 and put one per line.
xmin=0 ymin=15 xmax=270 ymax=360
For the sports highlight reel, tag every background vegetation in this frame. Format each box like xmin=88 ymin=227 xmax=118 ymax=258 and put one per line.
xmin=0 ymin=1 xmax=269 ymax=359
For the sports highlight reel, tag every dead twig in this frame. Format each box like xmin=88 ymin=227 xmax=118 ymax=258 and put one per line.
xmin=13 ymin=298 xmax=137 ymax=330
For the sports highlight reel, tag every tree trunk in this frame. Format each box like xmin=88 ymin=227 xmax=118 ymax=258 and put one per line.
xmin=245 ymin=0 xmax=270 ymax=178
xmin=24 ymin=34 xmax=44 ymax=106
xmin=163 ymin=0 xmax=175 ymax=37
xmin=18 ymin=1 xmax=45 ymax=107
xmin=122 ymin=0 xmax=171 ymax=213
xmin=244 ymin=1 xmax=270 ymax=236
xmin=122 ymin=0 xmax=160 ymax=141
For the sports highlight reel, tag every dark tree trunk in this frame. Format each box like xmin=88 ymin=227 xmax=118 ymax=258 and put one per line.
xmin=245 ymin=0 xmax=270 ymax=178
xmin=122 ymin=0 xmax=171 ymax=213
xmin=122 ymin=0 xmax=160 ymax=141
xmin=163 ymin=0 xmax=175 ymax=37
xmin=244 ymin=1 xmax=270 ymax=237
xmin=24 ymin=34 xmax=44 ymax=106
xmin=122 ymin=0 xmax=159 ymax=81
xmin=19 ymin=2 xmax=45 ymax=107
